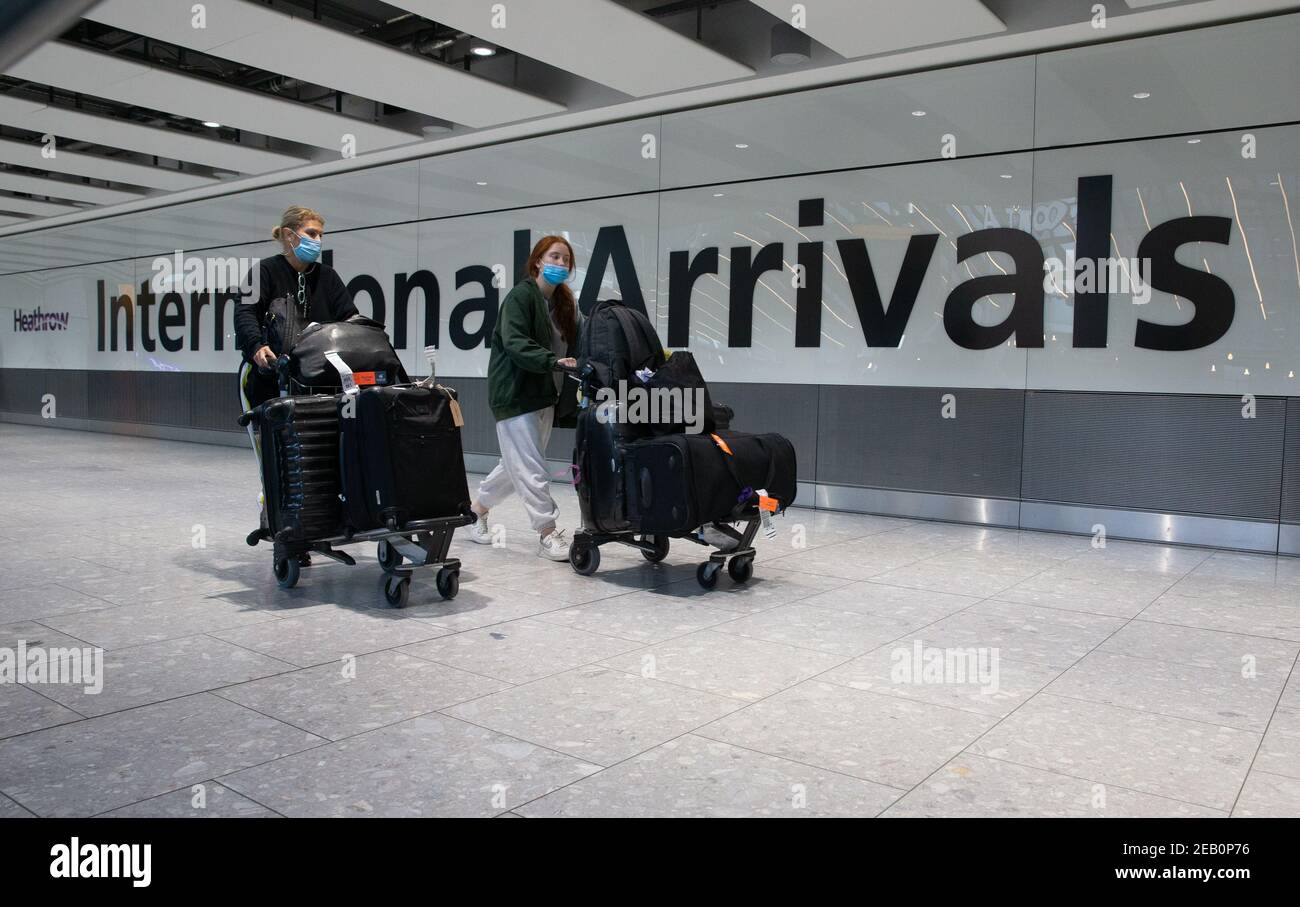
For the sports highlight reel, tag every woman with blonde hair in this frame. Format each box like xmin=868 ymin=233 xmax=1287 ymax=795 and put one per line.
xmin=235 ymin=205 xmax=358 ymax=412
xmin=466 ymin=235 xmax=581 ymax=561
xmin=236 ymin=205 xmax=358 ymax=558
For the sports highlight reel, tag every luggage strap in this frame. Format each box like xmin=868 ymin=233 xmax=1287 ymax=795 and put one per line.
xmin=709 ymin=433 xmax=781 ymax=516
xmin=607 ymin=302 xmax=664 ymax=376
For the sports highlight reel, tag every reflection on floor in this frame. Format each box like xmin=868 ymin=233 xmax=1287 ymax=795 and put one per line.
xmin=0 ymin=423 xmax=1296 ymax=818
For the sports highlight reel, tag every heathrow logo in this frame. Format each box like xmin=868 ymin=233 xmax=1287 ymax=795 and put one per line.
xmin=12 ymin=307 xmax=70 ymax=332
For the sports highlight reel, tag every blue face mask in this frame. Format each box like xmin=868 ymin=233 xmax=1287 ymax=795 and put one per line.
xmin=291 ymin=232 xmax=321 ymax=264
xmin=540 ymin=263 xmax=569 ymax=285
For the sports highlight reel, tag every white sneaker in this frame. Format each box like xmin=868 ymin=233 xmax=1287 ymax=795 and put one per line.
xmin=467 ymin=511 xmax=493 ymax=545
xmin=538 ymin=528 xmax=571 ymax=561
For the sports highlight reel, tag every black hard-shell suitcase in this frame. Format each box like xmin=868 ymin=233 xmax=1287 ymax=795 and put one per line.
xmin=339 ymin=383 xmax=471 ymax=532
xmin=626 ymin=430 xmax=797 ymax=535
xmin=254 ymin=394 xmax=344 ymax=541
xmin=574 ymin=400 xmax=633 ymax=534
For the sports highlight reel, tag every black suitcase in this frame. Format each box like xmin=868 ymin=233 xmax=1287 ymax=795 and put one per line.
xmin=339 ymin=383 xmax=471 ymax=532
xmin=574 ymin=400 xmax=633 ymax=534
xmin=626 ymin=430 xmax=797 ymax=534
xmin=254 ymin=394 xmax=344 ymax=542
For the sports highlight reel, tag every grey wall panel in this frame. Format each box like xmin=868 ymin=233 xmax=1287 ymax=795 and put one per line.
xmin=443 ymin=377 xmax=498 ymax=457
xmin=1022 ymin=392 xmax=1286 ymax=521
xmin=87 ymin=370 xmax=192 ymax=426
xmin=192 ymin=371 xmax=243 ymax=433
xmin=816 ymin=385 xmax=1023 ymax=497
xmin=1281 ymin=398 xmax=1300 ymax=524
xmin=0 ymin=368 xmax=88 ymax=419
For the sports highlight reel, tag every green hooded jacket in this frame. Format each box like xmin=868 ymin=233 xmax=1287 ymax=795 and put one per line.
xmin=487 ymin=277 xmax=579 ymax=424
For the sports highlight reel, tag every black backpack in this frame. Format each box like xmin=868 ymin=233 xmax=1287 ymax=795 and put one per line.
xmin=578 ymin=300 xmax=666 ymax=390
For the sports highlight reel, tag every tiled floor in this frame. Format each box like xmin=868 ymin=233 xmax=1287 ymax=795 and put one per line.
xmin=0 ymin=423 xmax=1297 ymax=817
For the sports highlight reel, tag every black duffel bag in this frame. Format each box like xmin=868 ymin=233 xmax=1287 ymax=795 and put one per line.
xmin=285 ymin=315 xmax=407 ymax=393
xmin=636 ymin=350 xmax=717 ymax=436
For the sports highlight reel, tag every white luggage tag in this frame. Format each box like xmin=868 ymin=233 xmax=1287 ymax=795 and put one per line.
xmin=324 ymin=350 xmax=359 ymax=396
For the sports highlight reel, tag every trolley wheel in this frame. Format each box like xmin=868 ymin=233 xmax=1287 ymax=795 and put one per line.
xmin=570 ymin=542 xmax=601 ymax=576
xmin=377 ymin=539 xmax=402 ymax=573
xmin=273 ymin=556 xmax=300 ymax=589
xmin=696 ymin=561 xmax=721 ymax=590
xmin=641 ymin=534 xmax=670 ymax=563
xmin=436 ymin=567 xmax=460 ymax=600
xmin=383 ymin=574 xmax=410 ymax=609
xmin=727 ymin=555 xmax=754 ymax=584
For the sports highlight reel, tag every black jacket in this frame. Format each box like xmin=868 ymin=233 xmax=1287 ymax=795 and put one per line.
xmin=234 ymin=255 xmax=357 ymax=363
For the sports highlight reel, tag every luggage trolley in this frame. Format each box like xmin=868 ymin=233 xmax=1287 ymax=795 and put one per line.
xmin=239 ymin=353 xmax=474 ymax=609
xmin=561 ymin=362 xmax=767 ymax=591
xmin=240 ymin=508 xmax=472 ymax=609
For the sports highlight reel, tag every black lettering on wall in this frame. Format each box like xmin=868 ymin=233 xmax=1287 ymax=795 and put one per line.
xmin=1135 ymin=216 xmax=1235 ymax=351
xmin=137 ymin=283 xmax=156 ymax=353
xmin=96 ymin=280 xmax=105 ymax=351
xmin=795 ymin=239 xmax=825 ymax=348
xmin=451 ymin=264 xmax=499 ymax=350
xmin=944 ymin=228 xmax=1044 ymax=349
xmin=728 ymin=243 xmax=784 ymax=348
xmin=211 ymin=291 xmax=238 ymax=351
xmin=667 ymin=247 xmax=719 ymax=347
xmin=1074 ymin=174 xmax=1113 ymax=347
xmin=110 ymin=290 xmax=133 ymax=352
xmin=393 ymin=270 xmax=439 ymax=350
xmin=514 ymin=228 xmax=531 ymax=283
xmin=837 ymin=234 xmax=939 ymax=347
xmin=347 ymin=273 xmax=386 ymax=325
xmin=190 ymin=292 xmax=210 ymax=351
xmin=158 ymin=292 xmax=185 ymax=353
xmin=579 ymin=225 xmax=645 ymax=317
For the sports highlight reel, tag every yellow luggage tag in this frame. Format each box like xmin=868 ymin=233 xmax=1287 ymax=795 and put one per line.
xmin=710 ymin=433 xmax=733 ymax=455
xmin=437 ymin=385 xmax=465 ymax=427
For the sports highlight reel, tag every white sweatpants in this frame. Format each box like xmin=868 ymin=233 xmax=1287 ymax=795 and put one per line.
xmin=476 ymin=407 xmax=560 ymax=532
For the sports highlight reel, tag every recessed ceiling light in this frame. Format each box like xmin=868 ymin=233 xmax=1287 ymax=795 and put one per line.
xmin=734 ymin=143 xmax=749 ymax=149
xmin=713 ymin=192 xmax=724 ymax=197
xmin=1187 ymin=138 xmax=1201 ymax=144
xmin=1132 ymin=91 xmax=1151 ymax=99
xmin=911 ymin=110 xmax=926 ymax=117
xmin=1000 ymin=174 xmax=1013 ymax=179
xmin=470 ymin=39 xmax=496 ymax=57
xmin=475 ymin=181 xmax=487 ymax=186
xmin=202 ymin=121 xmax=221 ymax=128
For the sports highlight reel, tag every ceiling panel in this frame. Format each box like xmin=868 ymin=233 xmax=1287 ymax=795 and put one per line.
xmin=85 ymin=0 xmax=566 ymax=127
xmin=6 ymin=41 xmax=422 ymax=152
xmin=745 ymin=0 xmax=1004 ymax=59
xmin=0 ymin=214 xmax=31 ymax=227
xmin=0 ymin=96 xmax=308 ymax=173
xmin=0 ymin=194 xmax=83 ymax=216
xmin=0 ymin=171 xmax=145 ymax=205
xmin=390 ymin=0 xmax=754 ymax=96
xmin=0 ymin=135 xmax=214 ymax=189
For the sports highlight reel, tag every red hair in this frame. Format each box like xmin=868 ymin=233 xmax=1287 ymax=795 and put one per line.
xmin=525 ymin=235 xmax=578 ymax=346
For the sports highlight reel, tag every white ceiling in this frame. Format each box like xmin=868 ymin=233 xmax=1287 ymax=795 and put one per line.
xmin=395 ymin=0 xmax=755 ymax=96
xmin=0 ymin=0 xmax=1293 ymax=237
xmin=744 ymin=0 xmax=1005 ymax=59
xmin=84 ymin=0 xmax=566 ymax=127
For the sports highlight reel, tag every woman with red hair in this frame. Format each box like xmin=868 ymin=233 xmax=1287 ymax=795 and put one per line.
xmin=467 ymin=235 xmax=580 ymax=561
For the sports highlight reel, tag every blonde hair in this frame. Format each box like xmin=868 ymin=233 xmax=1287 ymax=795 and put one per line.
xmin=271 ymin=205 xmax=324 ymax=241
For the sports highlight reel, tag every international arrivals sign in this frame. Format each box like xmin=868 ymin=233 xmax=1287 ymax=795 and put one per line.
xmin=83 ymin=174 xmax=1234 ymax=358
